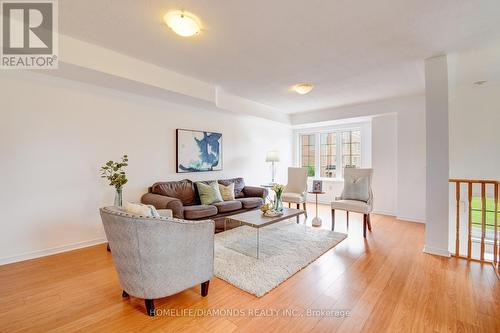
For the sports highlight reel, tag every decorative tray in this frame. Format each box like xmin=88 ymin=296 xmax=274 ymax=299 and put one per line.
xmin=263 ymin=210 xmax=284 ymax=217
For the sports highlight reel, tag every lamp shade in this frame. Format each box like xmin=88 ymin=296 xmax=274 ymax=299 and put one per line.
xmin=164 ymin=11 xmax=201 ymax=37
xmin=265 ymin=151 xmax=280 ymax=162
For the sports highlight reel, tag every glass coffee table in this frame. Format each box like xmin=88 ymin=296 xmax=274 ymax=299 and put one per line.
xmin=223 ymin=207 xmax=306 ymax=259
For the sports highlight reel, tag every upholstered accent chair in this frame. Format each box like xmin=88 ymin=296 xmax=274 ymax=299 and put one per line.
xmin=331 ymin=168 xmax=374 ymax=237
xmin=282 ymin=167 xmax=308 ymax=216
xmin=99 ymin=206 xmax=214 ymax=316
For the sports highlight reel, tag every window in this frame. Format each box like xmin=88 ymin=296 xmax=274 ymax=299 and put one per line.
xmin=299 ymin=128 xmax=363 ymax=179
xmin=300 ymin=134 xmax=315 ymax=176
xmin=320 ymin=133 xmax=337 ymax=178
xmin=342 ymin=130 xmax=361 ymax=168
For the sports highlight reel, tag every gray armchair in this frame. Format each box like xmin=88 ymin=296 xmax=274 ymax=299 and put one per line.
xmin=99 ymin=206 xmax=214 ymax=316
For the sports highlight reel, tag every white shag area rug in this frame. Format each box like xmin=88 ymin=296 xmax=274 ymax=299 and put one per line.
xmin=214 ymin=220 xmax=347 ymax=297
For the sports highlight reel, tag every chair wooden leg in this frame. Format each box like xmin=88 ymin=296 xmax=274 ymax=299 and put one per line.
xmin=106 ymin=243 xmax=111 ymax=252
xmin=363 ymin=214 xmax=367 ymax=238
xmin=122 ymin=290 xmax=129 ymax=298
xmin=331 ymin=209 xmax=335 ymax=231
xmin=201 ymin=280 xmax=210 ymax=297
xmin=367 ymin=214 xmax=372 ymax=231
xmin=288 ymin=202 xmax=291 ymax=208
xmin=303 ymin=202 xmax=307 ymax=217
xmin=145 ymin=299 xmax=155 ymax=317
xmin=346 ymin=211 xmax=349 ymax=229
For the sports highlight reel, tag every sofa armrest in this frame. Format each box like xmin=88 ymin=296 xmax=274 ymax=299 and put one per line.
xmin=141 ymin=193 xmax=184 ymax=219
xmin=243 ymin=186 xmax=268 ymax=199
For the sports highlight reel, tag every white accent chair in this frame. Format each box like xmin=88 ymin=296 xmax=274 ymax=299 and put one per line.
xmin=331 ymin=168 xmax=373 ymax=237
xmin=282 ymin=167 xmax=308 ymax=216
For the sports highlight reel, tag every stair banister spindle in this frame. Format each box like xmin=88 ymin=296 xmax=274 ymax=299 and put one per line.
xmin=455 ymin=182 xmax=460 ymax=256
xmin=468 ymin=182 xmax=472 ymax=259
xmin=494 ymin=183 xmax=499 ymax=266
xmin=480 ymin=183 xmax=486 ymax=261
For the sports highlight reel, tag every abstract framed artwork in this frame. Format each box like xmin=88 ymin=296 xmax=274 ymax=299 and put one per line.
xmin=176 ymin=129 xmax=223 ymax=173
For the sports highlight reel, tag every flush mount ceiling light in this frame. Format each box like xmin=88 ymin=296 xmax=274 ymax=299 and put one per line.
xmin=292 ymin=83 xmax=314 ymax=95
xmin=473 ymin=80 xmax=487 ymax=85
xmin=163 ymin=10 xmax=201 ymax=37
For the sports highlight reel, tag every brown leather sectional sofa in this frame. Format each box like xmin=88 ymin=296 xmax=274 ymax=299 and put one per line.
xmin=141 ymin=178 xmax=268 ymax=232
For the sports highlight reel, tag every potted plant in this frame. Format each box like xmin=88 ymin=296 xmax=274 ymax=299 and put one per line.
xmin=100 ymin=155 xmax=128 ymax=207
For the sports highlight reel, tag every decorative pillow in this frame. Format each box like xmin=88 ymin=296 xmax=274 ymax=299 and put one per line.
xmin=219 ymin=178 xmax=245 ymax=198
xmin=342 ymin=176 xmax=370 ymax=202
xmin=219 ymin=183 xmax=235 ymax=201
xmin=195 ymin=181 xmax=223 ymax=205
xmin=149 ymin=205 xmax=160 ymax=217
xmin=124 ymin=201 xmax=160 ymax=217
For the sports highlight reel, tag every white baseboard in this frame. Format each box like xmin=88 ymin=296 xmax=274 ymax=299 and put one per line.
xmin=312 ymin=205 xmax=397 ymax=217
xmin=396 ymin=216 xmax=426 ymax=224
xmin=0 ymin=238 xmax=107 ymax=266
xmin=371 ymin=210 xmax=395 ymax=217
xmin=423 ymin=245 xmax=451 ymax=257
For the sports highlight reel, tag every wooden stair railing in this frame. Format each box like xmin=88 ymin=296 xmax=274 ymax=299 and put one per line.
xmin=449 ymin=179 xmax=499 ymax=275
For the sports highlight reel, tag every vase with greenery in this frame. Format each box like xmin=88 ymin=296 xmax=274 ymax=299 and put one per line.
xmin=100 ymin=155 xmax=128 ymax=207
xmin=272 ymin=183 xmax=285 ymax=213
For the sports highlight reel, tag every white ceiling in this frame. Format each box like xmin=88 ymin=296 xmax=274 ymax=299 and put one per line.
xmin=59 ymin=0 xmax=500 ymax=114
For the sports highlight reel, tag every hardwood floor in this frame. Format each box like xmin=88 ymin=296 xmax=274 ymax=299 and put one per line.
xmin=1 ymin=204 xmax=499 ymax=332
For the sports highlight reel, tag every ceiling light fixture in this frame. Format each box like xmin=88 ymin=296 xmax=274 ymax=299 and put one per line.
xmin=292 ymin=83 xmax=314 ymax=95
xmin=473 ymin=80 xmax=487 ymax=85
xmin=164 ymin=10 xmax=201 ymax=37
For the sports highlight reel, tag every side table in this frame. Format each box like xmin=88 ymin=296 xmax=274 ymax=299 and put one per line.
xmin=308 ymin=191 xmax=325 ymax=227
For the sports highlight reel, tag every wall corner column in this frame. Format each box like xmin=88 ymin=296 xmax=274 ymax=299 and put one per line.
xmin=423 ymin=55 xmax=450 ymax=257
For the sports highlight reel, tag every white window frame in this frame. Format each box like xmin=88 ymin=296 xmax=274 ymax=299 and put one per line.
xmin=296 ymin=122 xmax=370 ymax=181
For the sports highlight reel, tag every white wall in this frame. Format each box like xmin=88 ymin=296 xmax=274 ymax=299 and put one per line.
xmin=370 ymin=100 xmax=426 ymax=220
xmin=449 ymin=84 xmax=500 ymax=180
xmin=448 ymin=41 xmax=500 ymax=180
xmin=0 ymin=71 xmax=293 ymax=264
xmin=396 ymin=98 xmax=426 ymax=222
xmin=291 ymin=94 xmax=425 ymax=125
xmin=371 ymin=114 xmax=398 ymax=215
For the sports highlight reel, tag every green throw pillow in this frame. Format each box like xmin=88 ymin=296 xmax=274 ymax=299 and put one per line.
xmin=196 ymin=181 xmax=223 ymax=205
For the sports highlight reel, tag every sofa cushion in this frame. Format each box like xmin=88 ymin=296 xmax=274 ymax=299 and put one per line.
xmin=237 ymin=197 xmax=263 ymax=209
xmin=219 ymin=178 xmax=245 ymax=198
xmin=331 ymin=200 xmax=370 ymax=214
xmin=213 ymin=200 xmax=242 ymax=213
xmin=152 ymin=179 xmax=197 ymax=206
xmin=183 ymin=205 xmax=218 ymax=219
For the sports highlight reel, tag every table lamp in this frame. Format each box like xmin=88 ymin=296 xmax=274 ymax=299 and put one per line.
xmin=265 ymin=151 xmax=280 ymax=184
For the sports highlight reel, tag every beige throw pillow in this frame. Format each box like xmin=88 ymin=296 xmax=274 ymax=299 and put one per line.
xmin=342 ymin=176 xmax=370 ymax=202
xmin=124 ymin=201 xmax=160 ymax=217
xmin=219 ymin=183 xmax=235 ymax=201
